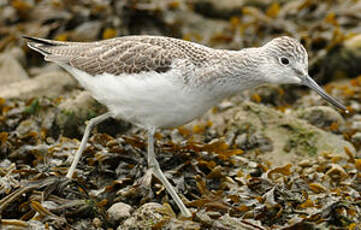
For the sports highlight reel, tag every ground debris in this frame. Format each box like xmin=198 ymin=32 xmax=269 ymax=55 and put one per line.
xmin=0 ymin=0 xmax=361 ymax=229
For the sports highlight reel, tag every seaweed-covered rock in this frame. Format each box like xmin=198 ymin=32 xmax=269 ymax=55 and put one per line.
xmin=56 ymin=91 xmax=130 ymax=138
xmin=194 ymin=101 xmax=355 ymax=167
xmin=55 ymin=91 xmax=100 ymax=138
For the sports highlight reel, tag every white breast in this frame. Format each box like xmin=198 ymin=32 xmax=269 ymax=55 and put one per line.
xmin=61 ymin=65 xmax=217 ymax=129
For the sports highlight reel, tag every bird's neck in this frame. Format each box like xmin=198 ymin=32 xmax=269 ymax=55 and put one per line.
xmin=205 ymin=47 xmax=266 ymax=98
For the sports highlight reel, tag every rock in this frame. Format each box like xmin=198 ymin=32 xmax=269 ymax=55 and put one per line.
xmin=56 ymin=90 xmax=131 ymax=137
xmin=344 ymin=34 xmax=361 ymax=55
xmin=71 ymin=21 xmax=102 ymax=42
xmin=107 ymin=202 xmax=132 ymax=224
xmin=295 ymin=87 xmax=347 ymax=113
xmin=0 ymin=50 xmax=29 ymax=85
xmin=190 ymin=101 xmax=355 ymax=167
xmin=213 ymin=214 xmax=257 ymax=229
xmin=0 ymin=71 xmax=76 ymax=99
xmin=351 ymin=132 xmax=361 ymax=149
xmin=27 ymin=3 xmax=71 ymax=23
xmin=165 ymin=218 xmax=201 ymax=229
xmin=293 ymin=106 xmax=345 ymax=130
xmin=119 ymin=202 xmax=174 ymax=229
xmin=0 ymin=6 xmax=17 ymax=24
xmin=57 ymin=91 xmax=99 ymax=119
xmin=28 ymin=63 xmax=61 ymax=77
xmin=325 ymin=163 xmax=348 ymax=180
xmin=92 ymin=217 xmax=102 ymax=228
xmin=192 ymin=0 xmax=271 ymax=18
xmin=27 ymin=220 xmax=47 ymax=230
xmin=55 ymin=91 xmax=109 ymax=138
xmin=8 ymin=47 xmax=26 ymax=66
xmin=313 ymin=33 xmax=361 ymax=82
xmin=163 ymin=9 xmax=233 ymax=49
xmin=72 ymin=219 xmax=93 ymax=230
xmin=195 ymin=209 xmax=215 ymax=226
xmin=247 ymin=85 xmax=288 ymax=105
xmin=351 ymin=121 xmax=361 ymax=131
xmin=15 ymin=118 xmax=40 ymax=138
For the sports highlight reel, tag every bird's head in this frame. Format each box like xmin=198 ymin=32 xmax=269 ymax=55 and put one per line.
xmin=259 ymin=36 xmax=347 ymax=113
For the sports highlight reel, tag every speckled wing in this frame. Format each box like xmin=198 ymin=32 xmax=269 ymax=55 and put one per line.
xmin=24 ymin=36 xmax=210 ymax=76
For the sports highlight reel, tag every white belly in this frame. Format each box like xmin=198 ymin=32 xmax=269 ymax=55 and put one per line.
xmin=61 ymin=65 xmax=217 ymax=128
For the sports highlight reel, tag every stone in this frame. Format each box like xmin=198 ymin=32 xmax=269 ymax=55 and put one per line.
xmin=351 ymin=132 xmax=361 ymax=149
xmin=15 ymin=119 xmax=40 ymax=138
xmin=213 ymin=214 xmax=255 ymax=229
xmin=351 ymin=121 xmax=361 ymax=131
xmin=92 ymin=217 xmax=102 ymax=228
xmin=165 ymin=218 xmax=201 ymax=229
xmin=192 ymin=0 xmax=271 ymax=18
xmin=28 ymin=63 xmax=61 ymax=77
xmin=119 ymin=202 xmax=174 ymax=229
xmin=8 ymin=47 xmax=26 ymax=66
xmin=293 ymin=106 xmax=345 ymax=130
xmin=57 ymin=91 xmax=99 ymax=122
xmin=0 ymin=6 xmax=17 ymax=24
xmin=0 ymin=71 xmax=76 ymax=99
xmin=55 ymin=91 xmax=107 ymax=138
xmin=71 ymin=21 xmax=102 ymax=42
xmin=315 ymin=33 xmax=361 ymax=82
xmin=107 ymin=202 xmax=132 ymax=224
xmin=162 ymin=9 xmax=232 ymax=49
xmin=0 ymin=50 xmax=29 ymax=85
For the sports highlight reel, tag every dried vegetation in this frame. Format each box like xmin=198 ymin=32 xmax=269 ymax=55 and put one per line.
xmin=0 ymin=0 xmax=361 ymax=229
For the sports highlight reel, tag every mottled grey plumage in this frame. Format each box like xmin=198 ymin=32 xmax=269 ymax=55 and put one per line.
xmin=25 ymin=35 xmax=216 ymax=75
xmin=24 ymin=34 xmax=347 ymax=218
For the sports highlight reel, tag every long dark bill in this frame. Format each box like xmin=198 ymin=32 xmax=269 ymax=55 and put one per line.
xmin=302 ymin=75 xmax=348 ymax=113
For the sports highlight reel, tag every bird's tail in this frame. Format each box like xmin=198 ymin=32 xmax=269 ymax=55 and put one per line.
xmin=23 ymin=35 xmax=63 ymax=55
xmin=23 ymin=35 xmax=76 ymax=63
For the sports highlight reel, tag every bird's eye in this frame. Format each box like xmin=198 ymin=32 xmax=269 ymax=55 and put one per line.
xmin=280 ymin=57 xmax=289 ymax=65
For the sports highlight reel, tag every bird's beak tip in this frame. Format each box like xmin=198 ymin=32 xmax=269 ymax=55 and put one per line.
xmin=302 ymin=75 xmax=348 ymax=113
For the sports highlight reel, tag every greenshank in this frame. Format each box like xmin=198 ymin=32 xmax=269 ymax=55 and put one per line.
xmin=24 ymin=35 xmax=348 ymax=217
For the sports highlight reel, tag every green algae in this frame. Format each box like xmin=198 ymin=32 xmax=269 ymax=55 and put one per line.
xmin=282 ymin=124 xmax=318 ymax=156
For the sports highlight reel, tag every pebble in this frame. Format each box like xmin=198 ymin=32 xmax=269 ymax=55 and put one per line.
xmin=107 ymin=202 xmax=132 ymax=224
xmin=351 ymin=132 xmax=361 ymax=146
xmin=119 ymin=202 xmax=171 ymax=229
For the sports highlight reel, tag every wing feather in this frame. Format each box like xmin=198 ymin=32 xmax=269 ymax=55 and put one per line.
xmin=24 ymin=35 xmax=211 ymax=76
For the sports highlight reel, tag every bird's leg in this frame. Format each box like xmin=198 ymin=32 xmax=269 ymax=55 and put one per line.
xmin=66 ymin=112 xmax=112 ymax=178
xmin=147 ymin=127 xmax=192 ymax=217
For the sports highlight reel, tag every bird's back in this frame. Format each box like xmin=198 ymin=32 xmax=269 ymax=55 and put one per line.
xmin=25 ymin=35 xmax=214 ymax=76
